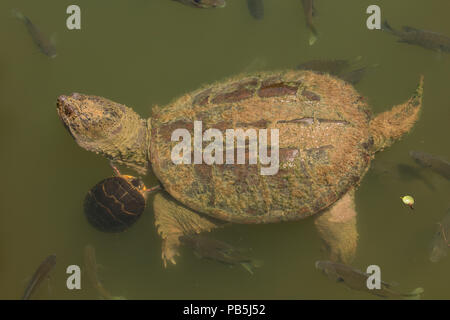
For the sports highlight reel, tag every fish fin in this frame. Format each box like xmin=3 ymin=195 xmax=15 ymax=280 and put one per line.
xmin=240 ymin=262 xmax=254 ymax=275
xmin=238 ymin=259 xmax=263 ymax=274
xmin=403 ymin=287 xmax=424 ymax=300
xmin=308 ymin=32 xmax=318 ymax=46
xmin=11 ymin=8 xmax=25 ymax=21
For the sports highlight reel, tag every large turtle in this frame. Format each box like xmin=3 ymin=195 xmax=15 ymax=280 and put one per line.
xmin=57 ymin=70 xmax=424 ymax=266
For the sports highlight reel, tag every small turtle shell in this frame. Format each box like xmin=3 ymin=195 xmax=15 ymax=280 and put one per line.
xmin=84 ymin=177 xmax=146 ymax=232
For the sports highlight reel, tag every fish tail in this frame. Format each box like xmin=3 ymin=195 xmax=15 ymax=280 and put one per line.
xmin=403 ymin=287 xmax=424 ymax=300
xmin=240 ymin=262 xmax=254 ymax=275
xmin=308 ymin=24 xmax=318 ymax=45
xmin=240 ymin=259 xmax=263 ymax=275
xmin=11 ymin=8 xmax=25 ymax=21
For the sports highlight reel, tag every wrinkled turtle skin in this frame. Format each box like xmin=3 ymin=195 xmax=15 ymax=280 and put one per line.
xmin=57 ymin=70 xmax=424 ymax=266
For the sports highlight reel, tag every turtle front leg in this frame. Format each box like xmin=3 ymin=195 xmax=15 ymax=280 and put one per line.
xmin=153 ymin=191 xmax=225 ymax=267
xmin=314 ymin=190 xmax=358 ymax=264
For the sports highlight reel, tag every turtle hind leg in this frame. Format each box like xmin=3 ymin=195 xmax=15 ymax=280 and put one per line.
xmin=153 ymin=191 xmax=225 ymax=267
xmin=314 ymin=190 xmax=358 ymax=264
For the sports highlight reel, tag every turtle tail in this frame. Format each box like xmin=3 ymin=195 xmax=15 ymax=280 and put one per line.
xmin=370 ymin=75 xmax=424 ymax=153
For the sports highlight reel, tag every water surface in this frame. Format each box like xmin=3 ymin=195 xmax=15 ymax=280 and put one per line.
xmin=0 ymin=0 xmax=449 ymax=299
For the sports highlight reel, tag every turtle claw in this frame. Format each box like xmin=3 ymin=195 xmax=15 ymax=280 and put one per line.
xmin=161 ymin=237 xmax=181 ymax=268
xmin=153 ymin=192 xmax=223 ymax=267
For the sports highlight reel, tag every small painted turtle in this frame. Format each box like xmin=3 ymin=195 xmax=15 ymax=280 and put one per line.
xmin=84 ymin=163 xmax=160 ymax=232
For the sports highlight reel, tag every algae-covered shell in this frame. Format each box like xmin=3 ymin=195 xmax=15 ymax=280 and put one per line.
xmin=149 ymin=70 xmax=374 ymax=224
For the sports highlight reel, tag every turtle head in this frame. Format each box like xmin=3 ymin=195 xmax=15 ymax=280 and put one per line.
xmin=57 ymin=93 xmax=127 ymax=142
xmin=122 ymin=175 xmax=148 ymax=196
xmin=57 ymin=93 xmax=150 ymax=175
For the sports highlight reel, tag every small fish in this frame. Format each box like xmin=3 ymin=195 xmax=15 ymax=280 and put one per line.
xmin=410 ymin=151 xmax=450 ymax=180
xmin=180 ymin=234 xmax=262 ymax=274
xmin=430 ymin=208 xmax=450 ymax=263
xmin=382 ymin=20 xmax=450 ymax=53
xmin=173 ymin=0 xmax=226 ymax=8
xmin=301 ymin=0 xmax=318 ymax=45
xmin=22 ymin=254 xmax=56 ymax=300
xmin=315 ymin=260 xmax=424 ymax=299
xmin=247 ymin=0 xmax=264 ymax=20
xmin=84 ymin=245 xmax=126 ymax=300
xmin=12 ymin=9 xmax=57 ymax=58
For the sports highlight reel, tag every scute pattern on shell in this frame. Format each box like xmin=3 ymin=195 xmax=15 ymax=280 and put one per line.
xmin=149 ymin=70 xmax=373 ymax=224
xmin=84 ymin=177 xmax=145 ymax=232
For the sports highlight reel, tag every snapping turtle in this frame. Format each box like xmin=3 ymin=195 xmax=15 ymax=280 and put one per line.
xmin=57 ymin=70 xmax=424 ymax=266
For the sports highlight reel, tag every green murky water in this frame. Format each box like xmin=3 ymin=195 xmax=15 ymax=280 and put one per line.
xmin=0 ymin=0 xmax=449 ymax=300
